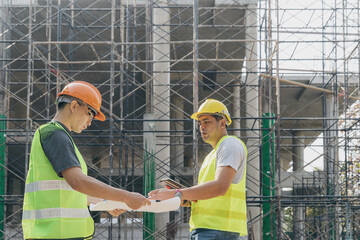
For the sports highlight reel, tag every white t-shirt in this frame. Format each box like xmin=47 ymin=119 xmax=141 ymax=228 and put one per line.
xmin=216 ymin=136 xmax=246 ymax=184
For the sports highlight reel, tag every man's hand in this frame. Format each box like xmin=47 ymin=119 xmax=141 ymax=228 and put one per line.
xmin=108 ymin=209 xmax=127 ymax=217
xmin=149 ymin=166 xmax=236 ymax=202
xmin=124 ymin=192 xmax=151 ymax=210
xmin=148 ymin=188 xmax=175 ymax=201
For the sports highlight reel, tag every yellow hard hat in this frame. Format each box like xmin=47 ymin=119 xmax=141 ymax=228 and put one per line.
xmin=191 ymin=99 xmax=232 ymax=126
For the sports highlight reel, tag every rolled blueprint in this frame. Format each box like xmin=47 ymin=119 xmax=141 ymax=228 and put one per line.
xmin=90 ymin=197 xmax=181 ymax=213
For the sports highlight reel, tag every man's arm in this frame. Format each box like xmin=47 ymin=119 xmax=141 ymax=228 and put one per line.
xmin=87 ymin=183 xmax=127 ymax=217
xmin=62 ymin=167 xmax=150 ymax=210
xmin=148 ymin=166 xmax=236 ymax=201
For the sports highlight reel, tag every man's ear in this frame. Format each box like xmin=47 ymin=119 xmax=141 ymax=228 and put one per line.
xmin=69 ymin=100 xmax=78 ymax=113
xmin=221 ymin=119 xmax=226 ymax=128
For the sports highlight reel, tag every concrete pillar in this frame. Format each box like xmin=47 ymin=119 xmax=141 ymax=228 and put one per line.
xmin=244 ymin=4 xmax=260 ymax=239
xmin=152 ymin=0 xmax=171 ymax=234
xmin=171 ymin=96 xmax=184 ymax=169
xmin=232 ymin=78 xmax=241 ymax=137
xmin=293 ymin=131 xmax=305 ymax=171
xmin=323 ymin=93 xmax=339 ymax=239
xmin=292 ymin=131 xmax=305 ymax=240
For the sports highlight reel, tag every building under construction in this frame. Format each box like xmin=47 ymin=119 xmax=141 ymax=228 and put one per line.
xmin=0 ymin=0 xmax=360 ymax=239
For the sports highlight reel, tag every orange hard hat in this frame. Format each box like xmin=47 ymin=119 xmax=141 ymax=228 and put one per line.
xmin=57 ymin=81 xmax=106 ymax=121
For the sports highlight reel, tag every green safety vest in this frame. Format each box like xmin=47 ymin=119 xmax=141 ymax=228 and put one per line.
xmin=22 ymin=122 xmax=94 ymax=239
xmin=189 ymin=135 xmax=248 ymax=235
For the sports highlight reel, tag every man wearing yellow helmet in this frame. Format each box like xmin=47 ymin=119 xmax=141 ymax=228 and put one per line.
xmin=149 ymin=99 xmax=248 ymax=239
xmin=22 ymin=81 xmax=151 ymax=240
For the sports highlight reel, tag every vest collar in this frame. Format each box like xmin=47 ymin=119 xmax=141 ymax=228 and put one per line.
xmin=214 ymin=135 xmax=230 ymax=150
xmin=51 ymin=121 xmax=71 ymax=136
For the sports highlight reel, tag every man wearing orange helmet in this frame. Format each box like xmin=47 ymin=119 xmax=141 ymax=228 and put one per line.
xmin=22 ymin=81 xmax=150 ymax=240
xmin=149 ymin=99 xmax=248 ymax=240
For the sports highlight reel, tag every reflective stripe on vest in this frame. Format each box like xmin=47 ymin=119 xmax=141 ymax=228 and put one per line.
xmin=189 ymin=135 xmax=248 ymax=235
xmin=25 ymin=180 xmax=74 ymax=193
xmin=22 ymin=122 xmax=94 ymax=239
xmin=23 ymin=208 xmax=91 ymax=220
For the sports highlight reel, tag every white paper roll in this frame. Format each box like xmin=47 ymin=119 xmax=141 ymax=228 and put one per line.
xmin=90 ymin=197 xmax=181 ymax=213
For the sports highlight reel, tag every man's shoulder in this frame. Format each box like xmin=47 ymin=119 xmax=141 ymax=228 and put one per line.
xmin=220 ymin=136 xmax=244 ymax=147
xmin=39 ymin=123 xmax=70 ymax=143
xmin=216 ymin=136 xmax=246 ymax=173
xmin=217 ymin=136 xmax=246 ymax=156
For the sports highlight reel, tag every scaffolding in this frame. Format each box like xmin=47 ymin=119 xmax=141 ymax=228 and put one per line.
xmin=0 ymin=0 xmax=360 ymax=239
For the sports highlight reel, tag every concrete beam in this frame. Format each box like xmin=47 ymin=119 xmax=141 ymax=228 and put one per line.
xmin=278 ymin=171 xmax=322 ymax=188
xmin=121 ymin=0 xmax=258 ymax=6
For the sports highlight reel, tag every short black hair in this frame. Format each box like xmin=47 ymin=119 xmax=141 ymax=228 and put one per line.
xmin=58 ymin=101 xmax=68 ymax=110
xmin=211 ymin=114 xmax=228 ymax=128
xmin=212 ymin=115 xmax=224 ymax=122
